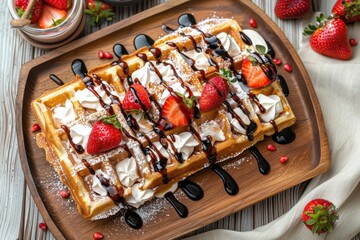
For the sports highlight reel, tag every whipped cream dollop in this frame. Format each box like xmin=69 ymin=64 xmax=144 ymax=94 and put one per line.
xmin=116 ymin=157 xmax=139 ymax=188
xmin=226 ymin=107 xmax=251 ymax=135
xmin=74 ymin=81 xmax=120 ymax=111
xmin=183 ymin=50 xmax=210 ymax=71
xmin=153 ymin=141 xmax=170 ymax=159
xmin=69 ymin=124 xmax=92 ymax=150
xmin=217 ymin=32 xmax=241 ymax=57
xmin=92 ymin=169 xmax=108 ymax=197
xmin=159 ymin=82 xmax=201 ymax=106
xmin=170 ymin=132 xmax=199 ymax=161
xmin=154 ymin=61 xmax=177 ymax=83
xmin=253 ymin=94 xmax=283 ymax=122
xmin=52 ymin=99 xmax=76 ymax=125
xmin=132 ymin=112 xmax=153 ymax=134
xmin=127 ymin=183 xmax=154 ymax=208
xmin=199 ymin=120 xmax=226 ymax=144
xmin=242 ymin=29 xmax=268 ymax=52
xmin=131 ymin=62 xmax=161 ymax=90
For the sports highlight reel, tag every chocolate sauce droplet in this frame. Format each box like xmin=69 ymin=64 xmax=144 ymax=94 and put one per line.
xmin=124 ymin=210 xmax=143 ymax=229
xmin=265 ymin=40 xmax=275 ymax=58
xmin=178 ymin=179 xmax=204 ymax=201
xmin=277 ymin=75 xmax=289 ymax=97
xmin=49 ymin=74 xmax=64 ymax=86
xmin=165 ymin=192 xmax=188 ymax=218
xmin=272 ymin=127 xmax=296 ymax=144
xmin=113 ymin=43 xmax=128 ymax=58
xmin=71 ymin=59 xmax=87 ymax=78
xmin=134 ymin=34 xmax=155 ymax=50
xmin=162 ymin=24 xmax=175 ymax=34
xmin=249 ymin=146 xmax=270 ymax=175
xmin=178 ymin=13 xmax=196 ymax=27
xmin=211 ymin=164 xmax=239 ymax=195
xmin=240 ymin=31 xmax=252 ymax=46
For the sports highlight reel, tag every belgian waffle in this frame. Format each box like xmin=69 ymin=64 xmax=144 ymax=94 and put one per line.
xmin=31 ymin=17 xmax=296 ymax=220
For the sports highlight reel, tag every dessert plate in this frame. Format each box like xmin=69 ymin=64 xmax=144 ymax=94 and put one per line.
xmin=16 ymin=0 xmax=330 ymax=239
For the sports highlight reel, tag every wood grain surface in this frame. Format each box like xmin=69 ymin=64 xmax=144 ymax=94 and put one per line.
xmin=1 ymin=0 xmax=360 ymax=239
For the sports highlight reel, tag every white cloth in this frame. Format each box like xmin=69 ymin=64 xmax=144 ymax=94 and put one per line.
xmin=187 ymin=16 xmax=360 ymax=240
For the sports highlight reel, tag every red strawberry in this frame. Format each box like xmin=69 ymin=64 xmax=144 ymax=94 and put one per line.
xmin=275 ymin=0 xmax=311 ymax=19
xmin=241 ymin=57 xmax=272 ymax=89
xmin=85 ymin=0 xmax=115 ymax=26
xmin=43 ymin=0 xmax=71 ymax=10
xmin=162 ymin=95 xmax=193 ymax=127
xmin=302 ymin=199 xmax=339 ymax=235
xmin=332 ymin=0 xmax=360 ymax=23
xmin=38 ymin=4 xmax=67 ymax=29
xmin=15 ymin=0 xmax=43 ymax=24
xmin=87 ymin=115 xmax=122 ymax=155
xmin=303 ymin=14 xmax=352 ymax=60
xmin=199 ymin=76 xmax=229 ymax=112
xmin=122 ymin=84 xmax=151 ymax=112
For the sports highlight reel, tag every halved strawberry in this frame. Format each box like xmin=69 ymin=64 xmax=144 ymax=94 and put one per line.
xmin=43 ymin=0 xmax=71 ymax=10
xmin=16 ymin=0 xmax=43 ymax=24
xmin=241 ymin=56 xmax=272 ymax=89
xmin=199 ymin=76 xmax=230 ymax=112
xmin=122 ymin=84 xmax=152 ymax=112
xmin=38 ymin=4 xmax=67 ymax=29
xmin=161 ymin=95 xmax=192 ymax=127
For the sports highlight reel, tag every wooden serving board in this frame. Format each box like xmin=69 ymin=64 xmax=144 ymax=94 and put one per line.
xmin=16 ymin=0 xmax=331 ymax=239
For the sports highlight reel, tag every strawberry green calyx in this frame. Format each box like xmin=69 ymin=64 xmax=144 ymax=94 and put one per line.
xmin=304 ymin=204 xmax=339 ymax=235
xmin=176 ymin=92 xmax=195 ymax=109
xmin=100 ymin=115 xmax=122 ymax=129
xmin=219 ymin=68 xmax=237 ymax=83
xmin=339 ymin=0 xmax=360 ymax=19
xmin=303 ymin=13 xmax=333 ymax=36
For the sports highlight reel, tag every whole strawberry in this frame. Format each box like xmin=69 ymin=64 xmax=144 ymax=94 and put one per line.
xmin=303 ymin=14 xmax=352 ymax=60
xmin=275 ymin=0 xmax=311 ymax=19
xmin=44 ymin=0 xmax=71 ymax=10
xmin=85 ymin=0 xmax=115 ymax=26
xmin=87 ymin=115 xmax=122 ymax=155
xmin=199 ymin=75 xmax=229 ymax=112
xmin=302 ymin=198 xmax=339 ymax=235
xmin=332 ymin=0 xmax=360 ymax=23
xmin=122 ymin=84 xmax=152 ymax=112
xmin=15 ymin=0 xmax=43 ymax=23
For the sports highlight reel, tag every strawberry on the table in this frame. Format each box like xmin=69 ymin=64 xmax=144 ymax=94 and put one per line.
xmin=275 ymin=0 xmax=311 ymax=19
xmin=332 ymin=0 xmax=360 ymax=23
xmin=15 ymin=0 xmax=44 ymax=23
xmin=38 ymin=4 xmax=67 ymax=29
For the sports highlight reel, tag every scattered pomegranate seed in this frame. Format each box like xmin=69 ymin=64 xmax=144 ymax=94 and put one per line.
xmin=272 ymin=58 xmax=282 ymax=65
xmin=31 ymin=123 xmax=40 ymax=132
xmin=104 ymin=51 xmax=113 ymax=59
xmin=93 ymin=232 xmax=104 ymax=240
xmin=39 ymin=222 xmax=47 ymax=231
xmin=267 ymin=144 xmax=277 ymax=152
xmin=249 ymin=18 xmax=257 ymax=28
xmin=284 ymin=63 xmax=292 ymax=72
xmin=98 ymin=50 xmax=105 ymax=59
xmin=279 ymin=156 xmax=289 ymax=163
xmin=59 ymin=189 xmax=70 ymax=198
xmin=349 ymin=38 xmax=358 ymax=47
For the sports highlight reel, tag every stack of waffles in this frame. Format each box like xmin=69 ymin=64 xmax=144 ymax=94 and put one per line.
xmin=31 ymin=17 xmax=296 ymax=220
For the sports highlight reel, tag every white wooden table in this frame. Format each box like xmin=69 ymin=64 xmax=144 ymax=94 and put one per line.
xmin=1 ymin=0 xmax=359 ymax=239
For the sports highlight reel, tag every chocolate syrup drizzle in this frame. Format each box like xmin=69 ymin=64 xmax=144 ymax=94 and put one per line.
xmin=249 ymin=146 xmax=270 ymax=175
xmin=61 ymin=125 xmax=85 ymax=154
xmin=49 ymin=74 xmax=64 ymax=86
xmin=178 ymin=179 xmax=204 ymax=201
xmin=165 ymin=192 xmax=188 ymax=218
xmin=134 ymin=34 xmax=155 ymax=50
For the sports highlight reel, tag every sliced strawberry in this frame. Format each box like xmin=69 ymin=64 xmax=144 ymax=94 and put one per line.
xmin=86 ymin=115 xmax=122 ymax=155
xmin=122 ymin=84 xmax=152 ymax=112
xmin=16 ymin=0 xmax=43 ymax=24
xmin=43 ymin=0 xmax=71 ymax=10
xmin=199 ymin=76 xmax=229 ymax=112
xmin=162 ymin=95 xmax=192 ymax=127
xmin=38 ymin=4 xmax=67 ymax=29
xmin=241 ymin=57 xmax=272 ymax=89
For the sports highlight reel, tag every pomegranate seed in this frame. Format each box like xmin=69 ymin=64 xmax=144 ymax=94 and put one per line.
xmin=267 ymin=144 xmax=277 ymax=152
xmin=31 ymin=123 xmax=40 ymax=132
xmin=272 ymin=58 xmax=282 ymax=65
xmin=349 ymin=38 xmax=358 ymax=46
xmin=93 ymin=232 xmax=104 ymax=240
xmin=284 ymin=63 xmax=292 ymax=72
xmin=249 ymin=18 xmax=257 ymax=28
xmin=104 ymin=51 xmax=113 ymax=59
xmin=98 ymin=50 xmax=105 ymax=59
xmin=59 ymin=189 xmax=70 ymax=198
xmin=279 ymin=156 xmax=289 ymax=163
xmin=39 ymin=222 xmax=47 ymax=231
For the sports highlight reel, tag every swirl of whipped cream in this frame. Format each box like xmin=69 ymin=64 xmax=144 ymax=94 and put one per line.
xmin=199 ymin=120 xmax=226 ymax=144
xmin=69 ymin=124 xmax=92 ymax=150
xmin=91 ymin=169 xmax=108 ymax=197
xmin=127 ymin=183 xmax=154 ymax=208
xmin=153 ymin=141 xmax=170 ymax=158
xmin=170 ymin=132 xmax=199 ymax=161
xmin=226 ymin=107 xmax=251 ymax=135
xmin=52 ymin=99 xmax=76 ymax=125
xmin=159 ymin=82 xmax=201 ymax=106
xmin=154 ymin=61 xmax=177 ymax=83
xmin=183 ymin=50 xmax=210 ymax=71
xmin=217 ymin=32 xmax=241 ymax=57
xmin=74 ymin=82 xmax=120 ymax=111
xmin=253 ymin=94 xmax=283 ymax=122
xmin=132 ymin=112 xmax=152 ymax=134
xmin=116 ymin=157 xmax=139 ymax=188
xmin=131 ymin=62 xmax=161 ymax=90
